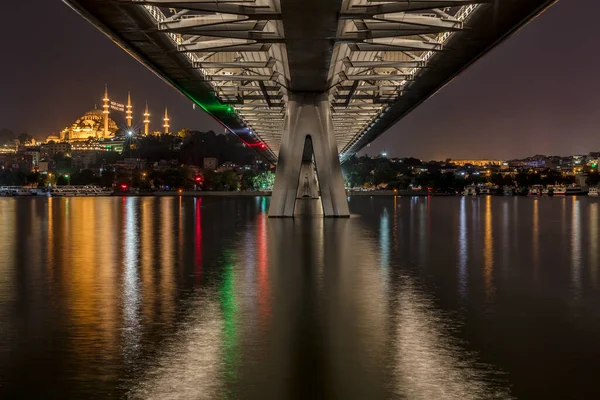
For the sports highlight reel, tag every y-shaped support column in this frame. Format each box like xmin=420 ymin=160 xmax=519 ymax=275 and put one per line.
xmin=296 ymin=161 xmax=319 ymax=199
xmin=269 ymin=93 xmax=349 ymax=217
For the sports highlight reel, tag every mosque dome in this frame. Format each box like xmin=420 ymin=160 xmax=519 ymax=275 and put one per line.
xmin=61 ymin=108 xmax=118 ymax=141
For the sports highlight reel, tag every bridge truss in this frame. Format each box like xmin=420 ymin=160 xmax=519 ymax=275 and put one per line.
xmin=88 ymin=0 xmax=485 ymax=159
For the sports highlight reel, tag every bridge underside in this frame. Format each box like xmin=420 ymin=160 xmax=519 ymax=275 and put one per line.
xmin=63 ymin=0 xmax=556 ymax=217
xmin=270 ymin=93 xmax=349 ymax=217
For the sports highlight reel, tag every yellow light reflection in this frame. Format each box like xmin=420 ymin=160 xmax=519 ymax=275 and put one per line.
xmin=64 ymin=198 xmax=117 ymax=361
xmin=47 ymin=197 xmax=54 ymax=277
xmin=571 ymin=197 xmax=581 ymax=296
xmin=159 ymin=197 xmax=175 ymax=323
xmin=483 ymin=196 xmax=494 ymax=302
xmin=532 ymin=199 xmax=540 ymax=282
xmin=0 ymin=199 xmax=16 ymax=305
xmin=141 ymin=198 xmax=156 ymax=322
xmin=590 ymin=203 xmax=598 ymax=286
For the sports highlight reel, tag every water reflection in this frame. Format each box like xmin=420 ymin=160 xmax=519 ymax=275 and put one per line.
xmin=590 ymin=203 xmax=598 ymax=285
xmin=571 ymin=197 xmax=582 ymax=298
xmin=392 ymin=277 xmax=510 ymax=399
xmin=3 ymin=197 xmax=600 ymax=399
xmin=195 ymin=198 xmax=203 ymax=281
xmin=458 ymin=197 xmax=468 ymax=298
xmin=159 ymin=197 xmax=175 ymax=322
xmin=483 ymin=196 xmax=495 ymax=302
xmin=122 ymin=197 xmax=141 ymax=361
xmin=532 ymin=199 xmax=540 ymax=279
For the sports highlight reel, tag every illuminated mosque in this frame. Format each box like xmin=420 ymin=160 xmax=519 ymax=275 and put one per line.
xmin=46 ymin=87 xmax=170 ymax=143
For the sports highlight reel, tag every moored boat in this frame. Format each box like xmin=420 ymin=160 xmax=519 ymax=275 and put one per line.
xmin=462 ymin=185 xmax=477 ymax=196
xmin=529 ymin=185 xmax=544 ymax=196
xmin=565 ymin=185 xmax=586 ymax=196
xmin=503 ymin=186 xmax=515 ymax=196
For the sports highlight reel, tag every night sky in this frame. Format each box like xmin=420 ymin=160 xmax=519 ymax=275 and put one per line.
xmin=0 ymin=0 xmax=596 ymax=160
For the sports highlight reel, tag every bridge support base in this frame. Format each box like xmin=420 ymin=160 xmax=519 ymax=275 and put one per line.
xmin=296 ymin=161 xmax=319 ymax=199
xmin=269 ymin=93 xmax=349 ymax=218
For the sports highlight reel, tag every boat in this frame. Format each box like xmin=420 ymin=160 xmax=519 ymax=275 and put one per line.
xmin=49 ymin=187 xmax=67 ymax=197
xmin=529 ymin=185 xmax=544 ymax=196
xmin=565 ymin=185 xmax=586 ymax=196
xmin=462 ymin=185 xmax=477 ymax=196
xmin=503 ymin=186 xmax=515 ymax=196
xmin=16 ymin=188 xmax=32 ymax=196
xmin=479 ymin=187 xmax=492 ymax=195
xmin=589 ymin=187 xmax=599 ymax=197
xmin=0 ymin=186 xmax=17 ymax=196
xmin=29 ymin=188 xmax=47 ymax=196
xmin=48 ymin=185 xmax=113 ymax=197
xmin=552 ymin=186 xmax=566 ymax=196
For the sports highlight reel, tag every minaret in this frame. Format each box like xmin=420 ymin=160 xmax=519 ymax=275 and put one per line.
xmin=143 ymin=102 xmax=150 ymax=135
xmin=163 ymin=107 xmax=170 ymax=134
xmin=126 ymin=91 xmax=133 ymax=128
xmin=103 ymin=85 xmax=110 ymax=137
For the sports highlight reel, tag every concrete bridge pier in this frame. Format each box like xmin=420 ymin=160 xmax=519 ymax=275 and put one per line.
xmin=269 ymin=93 xmax=350 ymax=218
xmin=296 ymin=161 xmax=319 ymax=200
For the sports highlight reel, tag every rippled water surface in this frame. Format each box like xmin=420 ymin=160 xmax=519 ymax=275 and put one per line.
xmin=1 ymin=196 xmax=600 ymax=399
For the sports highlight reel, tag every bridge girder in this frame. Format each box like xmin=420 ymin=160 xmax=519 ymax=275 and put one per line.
xmin=64 ymin=0 xmax=556 ymax=163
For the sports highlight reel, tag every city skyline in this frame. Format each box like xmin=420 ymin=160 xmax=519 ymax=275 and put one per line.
xmin=0 ymin=0 xmax=597 ymax=160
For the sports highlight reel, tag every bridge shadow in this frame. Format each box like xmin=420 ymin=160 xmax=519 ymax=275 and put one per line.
xmin=227 ymin=216 xmax=390 ymax=400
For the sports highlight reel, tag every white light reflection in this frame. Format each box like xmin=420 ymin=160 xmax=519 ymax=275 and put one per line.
xmin=380 ymin=208 xmax=390 ymax=290
xmin=458 ymin=197 xmax=468 ymax=298
xmin=502 ymin=201 xmax=510 ymax=272
xmin=532 ymin=199 xmax=540 ymax=283
xmin=590 ymin=203 xmax=598 ymax=286
xmin=128 ymin=300 xmax=224 ymax=399
xmin=123 ymin=197 xmax=141 ymax=357
xmin=571 ymin=197 xmax=582 ymax=297
xmin=393 ymin=277 xmax=511 ymax=399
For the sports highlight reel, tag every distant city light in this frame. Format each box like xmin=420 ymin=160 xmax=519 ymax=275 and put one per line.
xmin=128 ymin=131 xmax=134 ymax=136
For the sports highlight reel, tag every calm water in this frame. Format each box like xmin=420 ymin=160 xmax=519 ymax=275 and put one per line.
xmin=1 ymin=196 xmax=600 ymax=399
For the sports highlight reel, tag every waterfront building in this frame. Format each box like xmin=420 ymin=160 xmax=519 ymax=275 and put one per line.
xmin=71 ymin=152 xmax=97 ymax=169
xmin=217 ymin=161 xmax=238 ymax=172
xmin=203 ymin=157 xmax=218 ymax=170
xmin=20 ymin=150 xmax=40 ymax=170
xmin=451 ymin=159 xmax=504 ymax=167
xmin=113 ymin=158 xmax=146 ymax=170
xmin=41 ymin=142 xmax=71 ymax=157
xmin=70 ymin=141 xmax=111 ymax=152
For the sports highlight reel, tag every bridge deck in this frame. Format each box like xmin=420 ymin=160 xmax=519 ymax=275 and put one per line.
xmin=63 ymin=0 xmax=556 ymax=163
